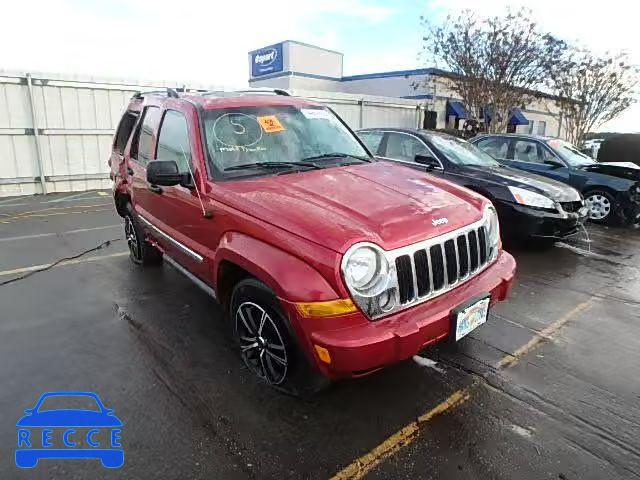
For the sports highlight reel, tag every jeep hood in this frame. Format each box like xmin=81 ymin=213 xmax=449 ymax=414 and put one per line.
xmin=217 ymin=162 xmax=486 ymax=253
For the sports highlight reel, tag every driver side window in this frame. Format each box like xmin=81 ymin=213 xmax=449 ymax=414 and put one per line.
xmin=513 ymin=140 xmax=542 ymax=164
xmin=385 ymin=133 xmax=429 ymax=162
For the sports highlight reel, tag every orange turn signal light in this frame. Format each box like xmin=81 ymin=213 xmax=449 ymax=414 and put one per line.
xmin=294 ymin=299 xmax=357 ymax=318
xmin=314 ymin=345 xmax=332 ymax=364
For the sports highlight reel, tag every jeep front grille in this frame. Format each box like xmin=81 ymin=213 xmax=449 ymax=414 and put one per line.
xmin=394 ymin=225 xmax=490 ymax=306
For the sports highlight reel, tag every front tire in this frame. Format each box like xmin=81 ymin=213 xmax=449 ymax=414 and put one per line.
xmin=584 ymin=190 xmax=617 ymax=224
xmin=230 ymin=279 xmax=328 ymax=396
xmin=124 ymin=203 xmax=162 ymax=266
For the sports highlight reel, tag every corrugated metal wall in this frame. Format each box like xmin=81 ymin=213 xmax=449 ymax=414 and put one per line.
xmin=0 ymin=73 xmax=422 ymax=197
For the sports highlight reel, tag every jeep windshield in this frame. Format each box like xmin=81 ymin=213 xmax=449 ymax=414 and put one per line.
xmin=203 ymin=106 xmax=371 ymax=176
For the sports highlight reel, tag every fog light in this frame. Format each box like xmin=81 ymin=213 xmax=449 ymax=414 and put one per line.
xmin=314 ymin=345 xmax=331 ymax=364
xmin=377 ymin=289 xmax=395 ymax=312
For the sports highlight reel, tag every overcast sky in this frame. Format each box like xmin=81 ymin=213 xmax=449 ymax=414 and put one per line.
xmin=1 ymin=0 xmax=636 ymax=132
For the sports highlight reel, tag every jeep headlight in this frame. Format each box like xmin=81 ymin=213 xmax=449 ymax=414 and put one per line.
xmin=485 ymin=204 xmax=501 ymax=261
xmin=341 ymin=243 xmax=397 ymax=319
xmin=508 ymin=186 xmax=555 ymax=210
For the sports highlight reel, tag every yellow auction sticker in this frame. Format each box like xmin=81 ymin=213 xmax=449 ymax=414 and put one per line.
xmin=257 ymin=115 xmax=285 ymax=133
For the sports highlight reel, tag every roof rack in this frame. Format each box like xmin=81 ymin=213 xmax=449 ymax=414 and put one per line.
xmin=132 ymin=87 xmax=180 ymax=99
xmin=201 ymin=88 xmax=291 ymax=98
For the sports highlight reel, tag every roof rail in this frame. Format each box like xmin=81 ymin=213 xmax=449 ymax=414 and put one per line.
xmin=132 ymin=87 xmax=181 ymax=99
xmin=201 ymin=88 xmax=291 ymax=98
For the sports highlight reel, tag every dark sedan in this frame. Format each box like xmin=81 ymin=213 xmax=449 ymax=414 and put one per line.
xmin=358 ymin=128 xmax=588 ymax=245
xmin=471 ymin=134 xmax=640 ymax=225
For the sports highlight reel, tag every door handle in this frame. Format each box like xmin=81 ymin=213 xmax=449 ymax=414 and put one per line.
xmin=148 ymin=184 xmax=163 ymax=194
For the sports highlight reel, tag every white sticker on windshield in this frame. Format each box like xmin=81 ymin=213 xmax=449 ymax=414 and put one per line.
xmin=300 ymin=108 xmax=332 ymax=120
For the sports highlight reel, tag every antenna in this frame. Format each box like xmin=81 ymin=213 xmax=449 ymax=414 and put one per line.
xmin=180 ymin=145 xmax=211 ymax=219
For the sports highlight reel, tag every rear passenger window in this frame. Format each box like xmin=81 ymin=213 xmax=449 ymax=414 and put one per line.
xmin=358 ymin=131 xmax=384 ymax=154
xmin=114 ymin=112 xmax=138 ymax=154
xmin=131 ymin=106 xmax=161 ymax=165
xmin=155 ymin=110 xmax=192 ymax=174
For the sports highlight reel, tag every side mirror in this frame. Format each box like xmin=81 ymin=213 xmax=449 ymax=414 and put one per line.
xmin=414 ymin=153 xmax=441 ymax=171
xmin=147 ymin=160 xmax=190 ymax=187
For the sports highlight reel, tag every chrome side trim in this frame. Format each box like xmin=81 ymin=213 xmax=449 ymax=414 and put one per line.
xmin=138 ymin=215 xmax=204 ymax=263
xmin=164 ymin=255 xmax=217 ymax=299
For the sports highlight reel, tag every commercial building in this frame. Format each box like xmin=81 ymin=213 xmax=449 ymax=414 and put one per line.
xmin=248 ymin=40 xmax=566 ymax=138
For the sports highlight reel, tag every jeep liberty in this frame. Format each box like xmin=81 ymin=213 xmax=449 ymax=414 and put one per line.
xmin=109 ymin=89 xmax=516 ymax=393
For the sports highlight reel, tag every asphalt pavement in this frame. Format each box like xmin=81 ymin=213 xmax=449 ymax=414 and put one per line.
xmin=1 ymin=190 xmax=639 ymax=479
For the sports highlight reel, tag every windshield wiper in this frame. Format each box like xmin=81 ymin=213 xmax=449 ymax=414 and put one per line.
xmin=301 ymin=153 xmax=374 ymax=163
xmin=224 ymin=161 xmax=322 ymax=172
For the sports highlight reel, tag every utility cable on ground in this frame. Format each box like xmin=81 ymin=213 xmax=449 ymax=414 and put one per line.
xmin=0 ymin=238 xmax=122 ymax=287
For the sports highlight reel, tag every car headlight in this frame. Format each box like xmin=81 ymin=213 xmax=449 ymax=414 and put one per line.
xmin=341 ymin=243 xmax=397 ymax=319
xmin=484 ymin=204 xmax=501 ymax=261
xmin=508 ymin=186 xmax=555 ymax=209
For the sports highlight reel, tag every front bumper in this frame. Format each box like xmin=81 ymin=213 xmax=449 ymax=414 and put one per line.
xmin=283 ymin=251 xmax=516 ymax=379
xmin=495 ymin=200 xmax=588 ymax=239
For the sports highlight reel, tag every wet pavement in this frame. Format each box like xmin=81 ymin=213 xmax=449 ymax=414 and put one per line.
xmin=1 ymin=191 xmax=639 ymax=479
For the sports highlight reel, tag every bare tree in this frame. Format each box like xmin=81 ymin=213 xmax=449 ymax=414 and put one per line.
xmin=420 ymin=8 xmax=566 ymax=133
xmin=552 ymin=49 xmax=638 ymax=146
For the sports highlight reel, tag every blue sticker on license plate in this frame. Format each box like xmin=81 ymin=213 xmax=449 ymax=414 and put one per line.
xmin=455 ymin=298 xmax=490 ymax=341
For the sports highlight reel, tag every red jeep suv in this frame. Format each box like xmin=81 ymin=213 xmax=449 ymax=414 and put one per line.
xmin=109 ymin=88 xmax=516 ymax=393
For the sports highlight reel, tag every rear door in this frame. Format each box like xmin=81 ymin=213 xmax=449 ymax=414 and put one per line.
xmin=127 ymin=105 xmax=162 ymax=218
xmin=109 ymin=110 xmax=139 ymax=183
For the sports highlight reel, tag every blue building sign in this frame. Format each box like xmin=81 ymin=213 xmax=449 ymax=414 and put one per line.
xmin=251 ymin=43 xmax=284 ymax=77
xmin=15 ymin=392 xmax=123 ymax=469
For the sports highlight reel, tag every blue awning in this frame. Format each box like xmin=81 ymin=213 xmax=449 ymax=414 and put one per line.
xmin=446 ymin=100 xmax=467 ymax=119
xmin=509 ymin=109 xmax=528 ymax=126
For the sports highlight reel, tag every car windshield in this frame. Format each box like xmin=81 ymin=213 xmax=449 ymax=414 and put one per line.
xmin=37 ymin=395 xmax=101 ymax=412
xmin=427 ymin=134 xmax=501 ymax=167
xmin=547 ymin=139 xmax=596 ymax=167
xmin=203 ymin=105 xmax=370 ymax=175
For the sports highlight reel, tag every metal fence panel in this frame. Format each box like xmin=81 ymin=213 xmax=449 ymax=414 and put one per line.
xmin=0 ymin=73 xmax=423 ymax=197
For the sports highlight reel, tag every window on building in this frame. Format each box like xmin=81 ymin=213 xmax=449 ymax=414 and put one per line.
xmin=475 ymin=137 xmax=509 ymax=159
xmin=131 ymin=106 xmax=161 ymax=165
xmin=384 ymin=133 xmax=430 ymax=162
xmin=155 ymin=110 xmax=192 ymax=174
xmin=358 ymin=131 xmax=384 ymax=155
xmin=536 ymin=121 xmax=547 ymax=136
xmin=527 ymin=120 xmax=535 ymax=134
xmin=114 ymin=112 xmax=138 ymax=154
xmin=513 ymin=139 xmax=542 ymax=163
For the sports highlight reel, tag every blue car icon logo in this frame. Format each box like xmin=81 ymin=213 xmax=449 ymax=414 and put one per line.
xmin=16 ymin=391 xmax=123 ymax=468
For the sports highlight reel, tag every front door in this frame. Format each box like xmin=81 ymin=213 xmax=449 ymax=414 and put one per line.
xmin=142 ymin=108 xmax=209 ymax=280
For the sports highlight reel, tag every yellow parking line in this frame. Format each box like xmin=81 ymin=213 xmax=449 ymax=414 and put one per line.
xmin=331 ymin=389 xmax=471 ymax=480
xmin=329 ymin=298 xmax=595 ymax=480
xmin=97 ymin=191 xmax=109 ymax=196
xmin=496 ymin=300 xmax=594 ymax=369
xmin=0 ymin=252 xmax=128 ymax=277
xmin=0 ymin=207 xmax=112 ymax=224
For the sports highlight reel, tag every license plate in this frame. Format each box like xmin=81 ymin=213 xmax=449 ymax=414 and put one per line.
xmin=454 ymin=297 xmax=490 ymax=341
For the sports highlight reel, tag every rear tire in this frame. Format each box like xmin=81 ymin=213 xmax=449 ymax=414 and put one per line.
xmin=124 ymin=203 xmax=162 ymax=266
xmin=230 ymin=278 xmax=328 ymax=397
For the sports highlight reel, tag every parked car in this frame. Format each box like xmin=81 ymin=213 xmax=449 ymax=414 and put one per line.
xmin=471 ymin=134 xmax=640 ymax=225
xmin=109 ymin=89 xmax=516 ymax=394
xmin=358 ymin=128 xmax=588 ymax=246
